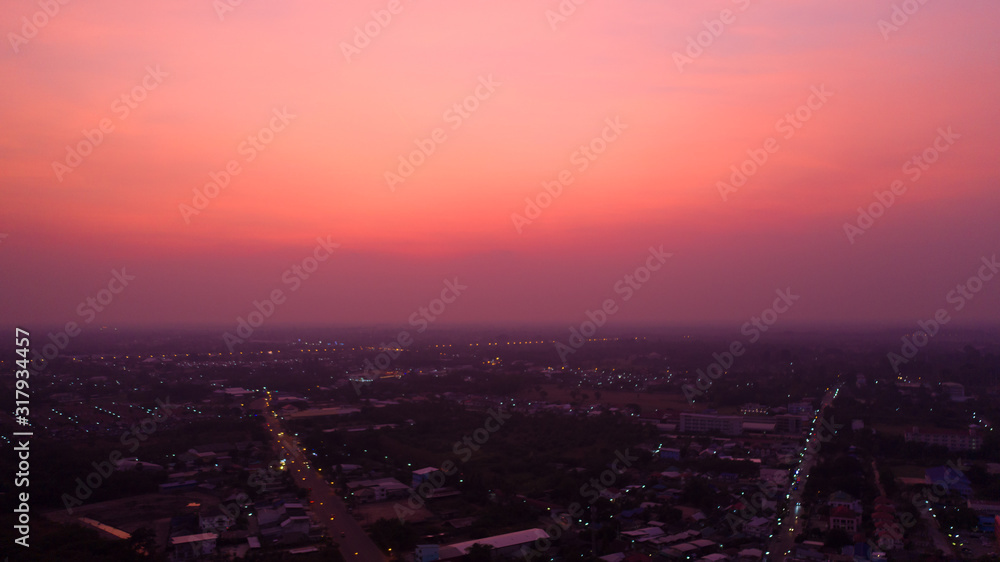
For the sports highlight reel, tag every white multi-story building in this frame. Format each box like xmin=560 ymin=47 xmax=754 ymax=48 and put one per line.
xmin=680 ymin=413 xmax=743 ymax=435
xmin=904 ymin=427 xmax=982 ymax=451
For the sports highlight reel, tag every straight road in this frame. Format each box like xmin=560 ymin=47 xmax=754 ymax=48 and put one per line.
xmin=254 ymin=398 xmax=388 ymax=561
xmin=767 ymin=387 xmax=838 ymax=560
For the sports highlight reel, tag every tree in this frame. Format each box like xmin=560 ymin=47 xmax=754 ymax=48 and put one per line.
xmin=369 ymin=518 xmax=416 ymax=553
xmin=128 ymin=526 xmax=157 ymax=557
xmin=825 ymin=528 xmax=851 ymax=549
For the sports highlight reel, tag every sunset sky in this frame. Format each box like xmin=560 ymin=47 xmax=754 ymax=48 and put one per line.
xmin=2 ymin=0 xmax=998 ymax=330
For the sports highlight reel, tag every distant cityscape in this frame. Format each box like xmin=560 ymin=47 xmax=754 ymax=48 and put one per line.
xmin=2 ymin=327 xmax=998 ymax=561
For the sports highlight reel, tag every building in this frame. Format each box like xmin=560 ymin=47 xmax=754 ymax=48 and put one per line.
xmin=680 ymin=413 xmax=743 ymax=435
xmin=415 ymin=544 xmax=441 ymax=562
xmin=775 ymin=414 xmax=805 ymax=434
xmin=199 ymin=505 xmax=235 ymax=533
xmin=740 ymin=403 xmax=769 ymax=415
xmin=905 ymin=427 xmax=983 ymax=451
xmin=744 ymin=516 xmax=772 ymax=538
xmin=412 ymin=467 xmax=443 ymax=488
xmin=872 ymin=497 xmax=902 ymax=550
xmin=659 ymin=448 xmax=681 ymax=460
xmin=926 ymin=466 xmax=973 ymax=496
xmin=968 ymin=499 xmax=1000 ymax=516
xmin=439 ymin=528 xmax=550 ymax=559
xmin=257 ymin=501 xmax=311 ymax=545
xmin=169 ymin=533 xmax=217 ymax=561
xmin=829 ymin=505 xmax=861 ymax=534
xmin=760 ymin=468 xmax=789 ymax=487
xmin=940 ymin=382 xmax=965 ymax=401
xmin=828 ymin=491 xmax=862 ymax=513
xmin=346 ymin=477 xmax=411 ymax=503
xmin=787 ymin=401 xmax=814 ymax=415
xmin=743 ymin=419 xmax=776 ymax=433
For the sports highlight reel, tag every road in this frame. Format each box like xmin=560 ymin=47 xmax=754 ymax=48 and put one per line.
xmin=254 ymin=398 xmax=388 ymax=561
xmin=767 ymin=386 xmax=838 ymax=560
xmin=916 ymin=498 xmax=954 ymax=558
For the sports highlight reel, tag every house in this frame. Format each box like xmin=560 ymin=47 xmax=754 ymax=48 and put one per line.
xmin=621 ymin=527 xmax=665 ymax=543
xmin=664 ymin=539 xmax=716 ymax=559
xmin=659 ymin=448 xmax=681 ymax=460
xmin=257 ymin=501 xmax=311 ymax=545
xmin=744 ymin=517 xmax=771 ymax=538
xmin=828 ymin=491 xmax=862 ymax=513
xmin=829 ymin=505 xmax=861 ymax=534
xmin=759 ymin=468 xmax=789 ymax=486
xmin=871 ymin=498 xmax=902 ymax=550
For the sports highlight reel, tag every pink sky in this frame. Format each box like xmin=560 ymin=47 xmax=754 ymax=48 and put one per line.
xmin=2 ymin=0 xmax=998 ymax=329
